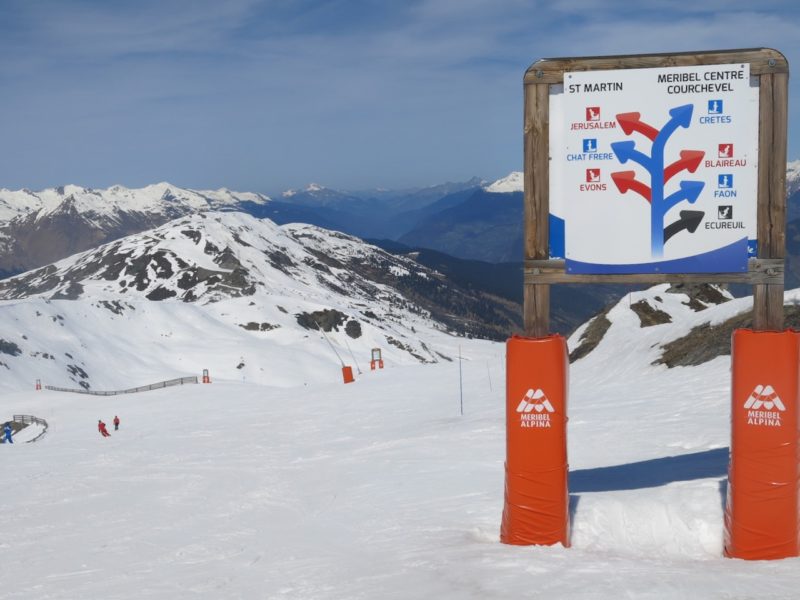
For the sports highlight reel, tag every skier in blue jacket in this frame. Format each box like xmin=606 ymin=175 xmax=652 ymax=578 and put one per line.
xmin=3 ymin=422 xmax=13 ymax=444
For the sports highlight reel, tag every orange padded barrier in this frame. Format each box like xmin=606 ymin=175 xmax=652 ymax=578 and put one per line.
xmin=342 ymin=366 xmax=355 ymax=384
xmin=501 ymin=334 xmax=569 ymax=546
xmin=725 ymin=329 xmax=800 ymax=560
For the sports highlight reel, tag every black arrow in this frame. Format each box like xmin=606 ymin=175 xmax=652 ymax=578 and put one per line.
xmin=663 ymin=210 xmax=704 ymax=243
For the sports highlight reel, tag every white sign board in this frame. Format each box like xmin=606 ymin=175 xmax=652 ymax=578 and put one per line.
xmin=549 ymin=63 xmax=759 ymax=273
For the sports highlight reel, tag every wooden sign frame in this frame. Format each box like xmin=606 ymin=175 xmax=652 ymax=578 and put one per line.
xmin=523 ymin=48 xmax=789 ymax=336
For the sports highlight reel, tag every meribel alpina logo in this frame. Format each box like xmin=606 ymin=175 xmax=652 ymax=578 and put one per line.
xmin=743 ymin=384 xmax=785 ymax=427
xmin=516 ymin=388 xmax=554 ymax=428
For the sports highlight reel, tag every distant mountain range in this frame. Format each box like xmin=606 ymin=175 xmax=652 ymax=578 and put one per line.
xmin=396 ymin=188 xmax=522 ymax=262
xmin=0 ymin=177 xmax=495 ymax=276
xmin=7 ymin=163 xmax=798 ymax=271
xmin=2 ymin=162 xmax=799 ymax=337
xmin=0 ymin=183 xmax=269 ymax=276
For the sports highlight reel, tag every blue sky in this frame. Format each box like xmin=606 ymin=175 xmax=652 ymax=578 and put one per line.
xmin=1 ymin=0 xmax=799 ymax=194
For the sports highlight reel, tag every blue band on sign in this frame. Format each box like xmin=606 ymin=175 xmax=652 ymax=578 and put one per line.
xmin=566 ymin=237 xmax=749 ymax=274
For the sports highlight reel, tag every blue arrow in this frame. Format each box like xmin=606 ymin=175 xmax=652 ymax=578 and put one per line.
xmin=647 ymin=104 xmax=698 ymax=258
xmin=611 ymin=141 xmax=653 ymax=171
xmin=653 ymin=104 xmax=693 ymax=153
xmin=669 ymin=104 xmax=693 ymax=127
xmin=650 ymin=105 xmax=694 ymax=209
xmin=663 ymin=180 xmax=704 ymax=213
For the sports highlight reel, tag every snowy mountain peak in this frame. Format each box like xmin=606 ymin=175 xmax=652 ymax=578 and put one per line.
xmin=282 ymin=183 xmax=331 ymax=198
xmin=0 ymin=183 xmax=273 ymax=273
xmin=787 ymin=159 xmax=800 ymax=195
xmin=484 ymin=172 xmax=523 ymax=193
xmin=56 ymin=184 xmax=91 ymax=197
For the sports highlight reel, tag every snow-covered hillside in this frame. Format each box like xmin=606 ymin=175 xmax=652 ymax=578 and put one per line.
xmin=0 ymin=212 xmax=518 ymax=391
xmin=3 ymin=282 xmax=800 ymax=598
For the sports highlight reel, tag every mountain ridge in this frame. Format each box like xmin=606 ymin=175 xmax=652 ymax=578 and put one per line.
xmin=0 ymin=212 xmax=522 ymax=390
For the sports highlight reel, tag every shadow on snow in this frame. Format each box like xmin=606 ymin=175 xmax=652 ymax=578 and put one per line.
xmin=567 ymin=448 xmax=730 ymax=537
xmin=569 ymin=447 xmax=729 ymax=493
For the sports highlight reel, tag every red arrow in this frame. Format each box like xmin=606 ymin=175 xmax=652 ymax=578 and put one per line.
xmin=664 ymin=150 xmax=705 ymax=183
xmin=616 ymin=112 xmax=659 ymax=141
xmin=611 ymin=171 xmax=651 ymax=202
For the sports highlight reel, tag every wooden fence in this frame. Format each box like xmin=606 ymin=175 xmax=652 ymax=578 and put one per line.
xmin=10 ymin=414 xmax=49 ymax=443
xmin=44 ymin=376 xmax=198 ymax=396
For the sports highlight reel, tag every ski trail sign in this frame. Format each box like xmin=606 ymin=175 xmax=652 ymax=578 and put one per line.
xmin=521 ymin=49 xmax=788 ymax=337
xmin=550 ymin=63 xmax=758 ymax=274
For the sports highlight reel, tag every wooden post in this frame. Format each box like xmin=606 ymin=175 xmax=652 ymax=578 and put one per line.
xmin=523 ymin=79 xmax=551 ymax=337
xmin=754 ymin=68 xmax=789 ymax=330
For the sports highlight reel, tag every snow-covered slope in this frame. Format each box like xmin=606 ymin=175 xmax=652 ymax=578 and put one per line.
xmin=2 ymin=281 xmax=800 ymax=598
xmin=0 ymin=212 xmax=518 ymax=391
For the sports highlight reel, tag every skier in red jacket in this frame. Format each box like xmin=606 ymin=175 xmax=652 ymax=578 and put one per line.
xmin=98 ymin=420 xmax=110 ymax=437
xmin=113 ymin=415 xmax=120 ymax=431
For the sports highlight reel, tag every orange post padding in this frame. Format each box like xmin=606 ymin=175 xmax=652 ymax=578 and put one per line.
xmin=501 ymin=334 xmax=569 ymax=546
xmin=725 ymin=329 xmax=800 ymax=560
xmin=342 ymin=366 xmax=355 ymax=384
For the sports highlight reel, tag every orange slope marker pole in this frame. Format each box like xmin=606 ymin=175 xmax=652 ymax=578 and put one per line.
xmin=725 ymin=329 xmax=800 ymax=560
xmin=501 ymin=334 xmax=570 ymax=546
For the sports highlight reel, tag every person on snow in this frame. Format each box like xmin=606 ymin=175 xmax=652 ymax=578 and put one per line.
xmin=3 ymin=422 xmax=13 ymax=444
xmin=113 ymin=415 xmax=120 ymax=431
xmin=98 ymin=419 xmax=110 ymax=437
